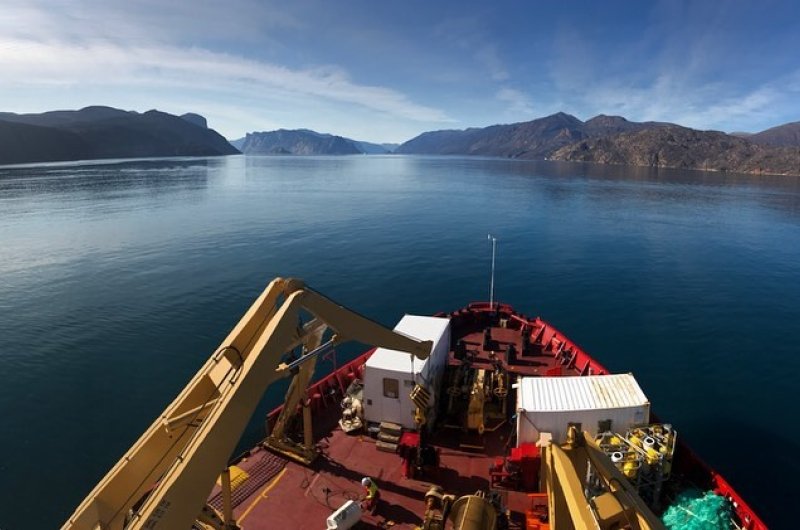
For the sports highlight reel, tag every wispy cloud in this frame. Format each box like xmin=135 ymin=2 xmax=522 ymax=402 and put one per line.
xmin=475 ymin=45 xmax=509 ymax=82
xmin=0 ymin=38 xmax=448 ymax=122
xmin=546 ymin=4 xmax=800 ymax=132
xmin=0 ymin=1 xmax=451 ymax=141
xmin=550 ymin=65 xmax=798 ymax=132
xmin=496 ymin=88 xmax=535 ymax=118
xmin=433 ymin=15 xmax=513 ymax=85
xmin=2 ymin=0 xmax=799 ymax=138
xmin=1 ymin=0 xmax=301 ymax=44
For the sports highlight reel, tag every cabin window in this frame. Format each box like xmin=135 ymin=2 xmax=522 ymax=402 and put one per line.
xmin=383 ymin=378 xmax=399 ymax=399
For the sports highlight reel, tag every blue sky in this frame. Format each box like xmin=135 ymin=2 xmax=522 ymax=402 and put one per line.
xmin=2 ymin=0 xmax=799 ymax=142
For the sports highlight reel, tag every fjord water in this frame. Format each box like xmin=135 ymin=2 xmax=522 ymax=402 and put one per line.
xmin=1 ymin=155 xmax=798 ymax=528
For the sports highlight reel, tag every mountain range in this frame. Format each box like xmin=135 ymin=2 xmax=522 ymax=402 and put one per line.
xmin=395 ymin=113 xmax=668 ymax=158
xmin=2 ymin=105 xmax=800 ymax=176
xmin=232 ymin=129 xmax=397 ymax=155
xmin=551 ymin=125 xmax=800 ymax=175
xmin=0 ymin=106 xmax=238 ymax=165
xmin=747 ymin=121 xmax=800 ymax=147
xmin=396 ymin=114 xmax=800 ymax=176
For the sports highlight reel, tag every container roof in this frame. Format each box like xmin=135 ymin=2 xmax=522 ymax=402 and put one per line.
xmin=365 ymin=314 xmax=450 ymax=373
xmin=518 ymin=374 xmax=648 ymax=412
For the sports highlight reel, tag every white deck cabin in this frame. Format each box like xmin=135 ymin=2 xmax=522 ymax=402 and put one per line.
xmin=362 ymin=315 xmax=451 ymax=430
xmin=516 ymin=373 xmax=650 ymax=445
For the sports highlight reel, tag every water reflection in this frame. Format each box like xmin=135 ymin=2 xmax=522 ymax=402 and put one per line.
xmin=0 ymin=157 xmax=213 ymax=204
xmin=0 ymin=155 xmax=798 ymax=529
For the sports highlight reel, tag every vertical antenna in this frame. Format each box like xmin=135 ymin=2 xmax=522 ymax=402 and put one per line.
xmin=488 ymin=234 xmax=497 ymax=309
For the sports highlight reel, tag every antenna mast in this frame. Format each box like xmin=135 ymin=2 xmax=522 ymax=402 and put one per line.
xmin=488 ymin=234 xmax=497 ymax=309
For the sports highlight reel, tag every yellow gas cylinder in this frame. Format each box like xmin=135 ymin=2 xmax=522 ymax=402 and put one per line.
xmin=645 ymin=447 xmax=660 ymax=465
xmin=623 ymin=461 xmax=638 ymax=479
xmin=652 ymin=425 xmax=663 ymax=435
xmin=609 ymin=435 xmax=622 ymax=446
xmin=628 ymin=434 xmax=643 ymax=448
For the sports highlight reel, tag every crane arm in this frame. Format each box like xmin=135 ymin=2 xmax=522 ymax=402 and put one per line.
xmin=62 ymin=278 xmax=432 ymax=530
xmin=542 ymin=426 xmax=665 ymax=530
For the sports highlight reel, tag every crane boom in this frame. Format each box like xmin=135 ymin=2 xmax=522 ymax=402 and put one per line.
xmin=62 ymin=278 xmax=432 ymax=530
xmin=541 ymin=426 xmax=665 ymax=530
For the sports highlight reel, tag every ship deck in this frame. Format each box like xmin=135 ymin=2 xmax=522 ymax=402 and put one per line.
xmin=210 ymin=303 xmax=606 ymax=529
xmin=217 ymin=423 xmax=536 ymax=530
xmin=209 ymin=302 xmax=766 ymax=530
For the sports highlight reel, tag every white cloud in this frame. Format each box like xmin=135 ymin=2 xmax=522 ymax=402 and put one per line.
xmin=0 ymin=37 xmax=451 ymax=131
xmin=475 ymin=45 xmax=509 ymax=82
xmin=563 ymin=69 xmax=800 ymax=133
xmin=546 ymin=10 xmax=800 ymax=132
xmin=0 ymin=0 xmax=301 ymax=44
xmin=496 ymin=88 xmax=535 ymax=118
xmin=0 ymin=1 xmax=452 ymax=142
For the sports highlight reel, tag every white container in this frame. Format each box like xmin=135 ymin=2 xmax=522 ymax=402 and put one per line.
xmin=516 ymin=373 xmax=650 ymax=445
xmin=326 ymin=499 xmax=361 ymax=530
xmin=363 ymin=315 xmax=451 ymax=429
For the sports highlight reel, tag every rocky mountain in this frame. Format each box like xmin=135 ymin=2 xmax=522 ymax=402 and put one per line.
xmin=583 ymin=114 xmax=667 ymax=136
xmin=352 ymin=140 xmax=398 ymax=154
xmin=236 ymin=129 xmax=394 ymax=155
xmin=0 ymin=106 xmax=238 ymax=165
xmin=0 ymin=120 xmax=90 ymax=165
xmin=179 ymin=113 xmax=208 ymax=129
xmin=748 ymin=121 xmax=800 ymax=147
xmin=397 ymin=112 xmax=800 ymax=175
xmin=229 ymin=137 xmax=246 ymax=151
xmin=396 ymin=113 xmax=668 ymax=158
xmin=550 ymin=125 xmax=800 ymax=176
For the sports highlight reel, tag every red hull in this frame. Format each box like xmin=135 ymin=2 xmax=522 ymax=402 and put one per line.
xmin=218 ymin=302 xmax=766 ymax=530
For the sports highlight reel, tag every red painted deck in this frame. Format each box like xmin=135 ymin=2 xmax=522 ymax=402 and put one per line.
xmin=220 ymin=428 xmax=537 ymax=529
xmin=214 ymin=302 xmax=766 ymax=530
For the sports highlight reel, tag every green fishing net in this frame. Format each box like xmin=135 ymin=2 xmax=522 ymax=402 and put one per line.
xmin=662 ymin=489 xmax=733 ymax=530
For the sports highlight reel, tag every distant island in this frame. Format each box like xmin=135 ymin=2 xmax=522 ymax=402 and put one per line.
xmin=231 ymin=129 xmax=397 ymax=155
xmin=396 ymin=113 xmax=800 ymax=176
xmin=0 ymin=106 xmax=238 ymax=165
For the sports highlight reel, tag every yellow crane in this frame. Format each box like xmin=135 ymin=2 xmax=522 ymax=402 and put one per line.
xmin=418 ymin=427 xmax=665 ymax=530
xmin=61 ymin=278 xmax=432 ymax=530
xmin=541 ymin=425 xmax=665 ymax=530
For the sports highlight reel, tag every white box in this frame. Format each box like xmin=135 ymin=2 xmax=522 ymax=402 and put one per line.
xmin=516 ymin=374 xmax=650 ymax=445
xmin=327 ymin=499 xmax=361 ymax=530
xmin=363 ymin=315 xmax=450 ymax=429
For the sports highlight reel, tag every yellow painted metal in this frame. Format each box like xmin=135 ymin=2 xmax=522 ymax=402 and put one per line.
xmin=592 ymin=492 xmax=635 ymax=528
xmin=581 ymin=431 xmax=664 ymax=530
xmin=410 ymin=383 xmax=431 ymax=427
xmin=264 ymin=319 xmax=325 ymax=464
xmin=220 ymin=467 xmax=236 ymax=529
xmin=195 ymin=504 xmax=225 ymax=530
xmin=62 ymin=277 xmax=433 ymax=530
xmin=467 ymin=369 xmax=486 ymax=433
xmin=542 ymin=426 xmax=665 ymax=530
xmin=215 ymin=466 xmax=249 ymax=490
xmin=547 ymin=445 xmax=595 ymax=530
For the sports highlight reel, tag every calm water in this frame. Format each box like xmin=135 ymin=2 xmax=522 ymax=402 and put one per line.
xmin=1 ymin=155 xmax=798 ymax=528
